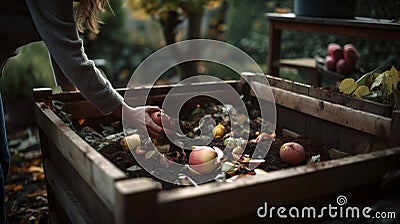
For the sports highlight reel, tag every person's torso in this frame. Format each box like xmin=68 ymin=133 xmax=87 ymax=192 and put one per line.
xmin=0 ymin=0 xmax=41 ymax=63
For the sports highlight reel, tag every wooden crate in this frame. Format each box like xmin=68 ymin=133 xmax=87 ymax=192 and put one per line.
xmin=34 ymin=73 xmax=400 ymax=224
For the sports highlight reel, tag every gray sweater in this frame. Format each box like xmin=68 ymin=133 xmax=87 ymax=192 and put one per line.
xmin=0 ymin=0 xmax=123 ymax=114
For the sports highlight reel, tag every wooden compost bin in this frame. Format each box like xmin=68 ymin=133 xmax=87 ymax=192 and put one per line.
xmin=34 ymin=73 xmax=400 ymax=224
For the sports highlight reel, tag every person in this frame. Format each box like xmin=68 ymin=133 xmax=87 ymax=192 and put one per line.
xmin=0 ymin=0 xmax=166 ymax=222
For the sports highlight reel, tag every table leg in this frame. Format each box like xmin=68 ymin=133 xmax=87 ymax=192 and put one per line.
xmin=267 ymin=21 xmax=281 ymax=76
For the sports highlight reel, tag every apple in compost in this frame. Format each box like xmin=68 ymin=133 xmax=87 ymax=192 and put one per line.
xmin=279 ymin=142 xmax=305 ymax=165
xmin=189 ymin=146 xmax=222 ymax=174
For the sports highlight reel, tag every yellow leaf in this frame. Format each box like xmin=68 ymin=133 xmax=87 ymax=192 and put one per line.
xmin=339 ymin=78 xmax=358 ymax=95
xmin=353 ymin=85 xmax=370 ymax=98
xmin=385 ymin=66 xmax=399 ymax=94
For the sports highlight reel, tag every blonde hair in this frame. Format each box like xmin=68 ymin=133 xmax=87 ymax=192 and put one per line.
xmin=74 ymin=0 xmax=110 ymax=34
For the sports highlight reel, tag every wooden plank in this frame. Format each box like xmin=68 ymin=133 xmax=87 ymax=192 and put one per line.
xmin=292 ymin=81 xmax=310 ymax=95
xmin=35 ymin=103 xmax=126 ymax=210
xmin=267 ymin=13 xmax=400 ymax=41
xmin=389 ymin=110 xmax=400 ymax=147
xmin=277 ymin=58 xmax=315 ymax=69
xmin=114 ymin=178 xmax=161 ymax=224
xmin=158 ymin=148 xmax=400 ymax=224
xmin=33 ymin=87 xmax=53 ymax=101
xmin=276 ymin=105 xmax=307 ymax=136
xmin=251 ymin=82 xmax=392 ymax=138
xmin=45 ymin=160 xmax=94 ymax=224
xmin=309 ymin=87 xmax=392 ymax=118
xmin=274 ymin=77 xmax=293 ymax=91
xmin=46 ymin=142 xmax=115 ymax=224
xmin=267 ymin=20 xmax=281 ymax=76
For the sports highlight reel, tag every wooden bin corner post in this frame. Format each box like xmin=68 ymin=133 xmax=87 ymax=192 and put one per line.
xmin=389 ymin=110 xmax=400 ymax=147
xmin=114 ymin=178 xmax=161 ymax=224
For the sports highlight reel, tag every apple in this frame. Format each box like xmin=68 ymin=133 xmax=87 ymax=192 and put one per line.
xmin=150 ymin=111 xmax=175 ymax=129
xmin=343 ymin=44 xmax=360 ymax=64
xmin=189 ymin=146 xmax=222 ymax=174
xmin=325 ymin=55 xmax=336 ymax=71
xmin=150 ymin=111 xmax=162 ymax=126
xmin=327 ymin=43 xmax=343 ymax=61
xmin=336 ymin=58 xmax=355 ymax=75
xmin=279 ymin=142 xmax=305 ymax=165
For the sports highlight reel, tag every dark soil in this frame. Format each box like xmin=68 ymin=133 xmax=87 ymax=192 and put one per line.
xmin=55 ymin=101 xmax=332 ymax=189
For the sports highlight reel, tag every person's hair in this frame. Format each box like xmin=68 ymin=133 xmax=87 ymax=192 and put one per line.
xmin=74 ymin=0 xmax=110 ymax=34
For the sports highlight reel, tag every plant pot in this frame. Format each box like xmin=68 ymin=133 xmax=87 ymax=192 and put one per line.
xmin=294 ymin=0 xmax=358 ymax=19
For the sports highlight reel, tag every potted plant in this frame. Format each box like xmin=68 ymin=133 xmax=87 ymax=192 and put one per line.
xmin=294 ymin=0 xmax=358 ymax=19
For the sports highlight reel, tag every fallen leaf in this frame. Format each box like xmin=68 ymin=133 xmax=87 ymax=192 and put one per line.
xmin=28 ymin=166 xmax=44 ymax=173
xmin=25 ymin=189 xmax=47 ymax=198
xmin=5 ymin=184 xmax=23 ymax=192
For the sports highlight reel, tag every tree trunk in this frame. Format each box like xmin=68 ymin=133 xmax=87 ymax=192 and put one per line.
xmin=179 ymin=9 xmax=204 ymax=80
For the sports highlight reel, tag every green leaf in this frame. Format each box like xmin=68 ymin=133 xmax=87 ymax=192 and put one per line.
xmin=356 ymin=66 xmax=384 ymax=87
xmin=307 ymin=154 xmax=321 ymax=165
xmin=126 ymin=165 xmax=142 ymax=172
xmin=363 ymin=91 xmax=382 ymax=99
xmin=371 ymin=72 xmax=384 ymax=90
xmin=385 ymin=66 xmax=399 ymax=95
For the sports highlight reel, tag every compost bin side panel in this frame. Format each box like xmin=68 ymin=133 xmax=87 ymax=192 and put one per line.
xmin=35 ymin=103 xmax=126 ymax=209
xmin=47 ymin=140 xmax=114 ymax=224
xmin=44 ymin=159 xmax=94 ymax=224
xmin=157 ymin=148 xmax=400 ymax=224
xmin=389 ymin=110 xmax=400 ymax=147
xmin=114 ymin=179 xmax=161 ymax=224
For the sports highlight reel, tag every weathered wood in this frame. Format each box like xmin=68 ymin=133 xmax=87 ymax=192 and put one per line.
xmin=114 ymin=178 xmax=161 ymax=224
xmin=252 ymin=81 xmax=392 ymax=138
xmin=35 ymin=103 xmax=126 ymax=210
xmin=291 ymin=81 xmax=309 ymax=95
xmin=33 ymin=87 xmax=53 ymax=100
xmin=308 ymin=86 xmax=392 ymax=118
xmin=46 ymin=141 xmax=114 ymax=224
xmin=158 ymin=148 xmax=400 ymax=224
xmin=34 ymin=81 xmax=400 ymax=224
xmin=389 ymin=110 xmax=400 ymax=147
xmin=45 ymin=160 xmax=94 ymax=224
xmin=266 ymin=13 xmax=400 ymax=40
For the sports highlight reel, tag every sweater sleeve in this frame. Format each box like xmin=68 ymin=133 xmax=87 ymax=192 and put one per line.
xmin=24 ymin=0 xmax=123 ymax=115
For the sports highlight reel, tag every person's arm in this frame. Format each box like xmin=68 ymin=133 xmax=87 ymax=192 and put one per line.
xmin=50 ymin=56 xmax=77 ymax=92
xmin=24 ymin=0 xmax=168 ymax=137
xmin=25 ymin=0 xmax=122 ymax=114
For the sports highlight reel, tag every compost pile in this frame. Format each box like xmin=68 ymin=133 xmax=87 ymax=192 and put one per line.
xmin=51 ymin=100 xmax=329 ymax=189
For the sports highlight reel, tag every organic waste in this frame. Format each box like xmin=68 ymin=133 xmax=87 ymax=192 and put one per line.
xmin=279 ymin=142 xmax=305 ymax=165
xmin=49 ymin=100 xmax=330 ymax=188
xmin=339 ymin=66 xmax=400 ymax=108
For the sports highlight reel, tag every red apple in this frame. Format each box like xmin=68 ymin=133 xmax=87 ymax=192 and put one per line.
xmin=325 ymin=55 xmax=336 ymax=71
xmin=279 ymin=142 xmax=305 ymax=165
xmin=150 ymin=111 xmax=176 ymax=129
xmin=343 ymin=44 xmax=360 ymax=64
xmin=336 ymin=58 xmax=355 ymax=75
xmin=189 ymin=146 xmax=222 ymax=174
xmin=327 ymin=43 xmax=343 ymax=61
xmin=150 ymin=111 xmax=162 ymax=126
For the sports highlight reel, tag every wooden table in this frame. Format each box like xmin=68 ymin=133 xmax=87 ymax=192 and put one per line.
xmin=266 ymin=13 xmax=400 ymax=85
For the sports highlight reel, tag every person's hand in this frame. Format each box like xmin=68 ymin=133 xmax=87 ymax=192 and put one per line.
xmin=117 ymin=102 xmax=166 ymax=138
xmin=123 ymin=103 xmax=164 ymax=137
